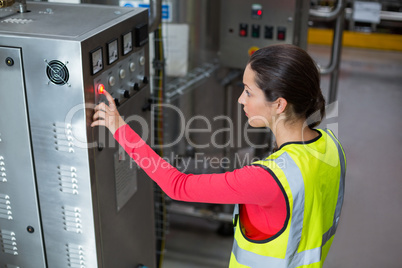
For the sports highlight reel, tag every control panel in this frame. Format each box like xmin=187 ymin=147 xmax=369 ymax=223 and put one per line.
xmin=89 ymin=21 xmax=149 ymax=106
xmin=94 ymin=49 xmax=147 ymax=106
xmin=220 ymin=0 xmax=310 ymax=69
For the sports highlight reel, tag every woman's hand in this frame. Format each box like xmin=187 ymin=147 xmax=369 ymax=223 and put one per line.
xmin=91 ymin=90 xmax=126 ymax=135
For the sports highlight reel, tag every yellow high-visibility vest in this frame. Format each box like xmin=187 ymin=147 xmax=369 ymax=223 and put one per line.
xmin=230 ymin=129 xmax=346 ymax=268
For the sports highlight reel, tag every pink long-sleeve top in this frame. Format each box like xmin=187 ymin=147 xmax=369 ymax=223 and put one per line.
xmin=114 ymin=124 xmax=287 ymax=240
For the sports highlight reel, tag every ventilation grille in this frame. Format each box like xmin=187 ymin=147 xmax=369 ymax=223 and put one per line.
xmin=58 ymin=165 xmax=79 ymax=195
xmin=0 ymin=229 xmax=18 ymax=256
xmin=62 ymin=205 xmax=82 ymax=233
xmin=1 ymin=18 xmax=33 ymax=24
xmin=53 ymin=122 xmax=75 ymax=153
xmin=66 ymin=243 xmax=86 ymax=268
xmin=46 ymin=60 xmax=69 ymax=85
xmin=0 ymin=156 xmax=6 ymax=183
xmin=0 ymin=194 xmax=12 ymax=221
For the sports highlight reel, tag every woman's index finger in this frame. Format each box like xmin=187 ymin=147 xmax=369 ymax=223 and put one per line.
xmin=102 ymin=89 xmax=116 ymax=108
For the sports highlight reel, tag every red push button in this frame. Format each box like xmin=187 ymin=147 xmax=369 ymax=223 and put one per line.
xmin=277 ymin=27 xmax=286 ymax=41
xmin=239 ymin=23 xmax=248 ymax=37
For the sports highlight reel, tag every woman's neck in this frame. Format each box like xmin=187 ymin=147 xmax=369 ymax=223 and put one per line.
xmin=272 ymin=119 xmax=318 ymax=149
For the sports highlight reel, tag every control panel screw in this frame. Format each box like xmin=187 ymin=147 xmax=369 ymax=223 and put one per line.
xmin=27 ymin=226 xmax=35 ymax=233
xmin=5 ymin=57 xmax=14 ymax=66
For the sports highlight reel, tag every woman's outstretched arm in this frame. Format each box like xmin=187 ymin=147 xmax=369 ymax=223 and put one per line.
xmin=92 ymin=90 xmax=283 ymax=205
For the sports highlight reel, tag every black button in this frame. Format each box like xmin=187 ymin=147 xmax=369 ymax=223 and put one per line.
xmin=123 ymin=90 xmax=130 ymax=98
xmin=265 ymin=26 xmax=273 ymax=39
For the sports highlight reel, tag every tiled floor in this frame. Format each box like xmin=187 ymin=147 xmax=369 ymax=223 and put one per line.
xmin=161 ymin=45 xmax=402 ymax=268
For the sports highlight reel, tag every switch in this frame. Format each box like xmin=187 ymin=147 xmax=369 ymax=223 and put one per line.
xmin=239 ymin=23 xmax=248 ymax=37
xmin=251 ymin=25 xmax=260 ymax=38
xmin=277 ymin=27 xmax=286 ymax=41
xmin=128 ymin=82 xmax=140 ymax=94
xmin=264 ymin=26 xmax=273 ymax=39
xmin=117 ymin=89 xmax=130 ymax=99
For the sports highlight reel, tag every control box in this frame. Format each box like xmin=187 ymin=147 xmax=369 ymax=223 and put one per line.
xmin=219 ymin=0 xmax=310 ymax=69
xmin=0 ymin=2 xmax=155 ymax=267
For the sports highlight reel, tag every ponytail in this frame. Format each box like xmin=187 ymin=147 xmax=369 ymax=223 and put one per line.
xmin=306 ymin=91 xmax=326 ymax=128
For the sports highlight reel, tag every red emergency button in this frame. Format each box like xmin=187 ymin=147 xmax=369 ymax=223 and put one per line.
xmin=97 ymin=84 xmax=105 ymax=94
xmin=248 ymin=46 xmax=260 ymax=56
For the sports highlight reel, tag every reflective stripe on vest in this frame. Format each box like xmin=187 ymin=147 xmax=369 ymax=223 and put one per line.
xmin=322 ymin=129 xmax=346 ymax=247
xmin=231 ymin=129 xmax=346 ymax=268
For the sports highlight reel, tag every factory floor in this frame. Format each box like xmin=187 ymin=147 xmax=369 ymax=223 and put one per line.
xmin=161 ymin=45 xmax=402 ymax=268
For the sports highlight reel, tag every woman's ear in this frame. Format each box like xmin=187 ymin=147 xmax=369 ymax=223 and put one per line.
xmin=276 ymin=97 xmax=288 ymax=114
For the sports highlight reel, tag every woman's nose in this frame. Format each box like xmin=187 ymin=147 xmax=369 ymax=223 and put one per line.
xmin=238 ymin=92 xmax=245 ymax=105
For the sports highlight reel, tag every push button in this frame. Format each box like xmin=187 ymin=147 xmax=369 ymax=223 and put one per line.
xmin=239 ymin=23 xmax=248 ymax=37
xmin=264 ymin=26 xmax=273 ymax=39
xmin=277 ymin=27 xmax=286 ymax=41
xmin=251 ymin=25 xmax=260 ymax=38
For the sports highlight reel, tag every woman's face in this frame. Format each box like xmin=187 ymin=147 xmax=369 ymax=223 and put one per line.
xmin=238 ymin=64 xmax=276 ymax=128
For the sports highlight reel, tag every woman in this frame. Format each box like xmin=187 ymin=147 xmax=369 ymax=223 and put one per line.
xmin=92 ymin=44 xmax=346 ymax=268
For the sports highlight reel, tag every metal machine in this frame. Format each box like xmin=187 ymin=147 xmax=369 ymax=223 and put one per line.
xmin=219 ymin=0 xmax=310 ymax=69
xmin=0 ymin=2 xmax=155 ymax=267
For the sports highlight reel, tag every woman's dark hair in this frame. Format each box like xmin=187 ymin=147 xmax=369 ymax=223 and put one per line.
xmin=248 ymin=44 xmax=325 ymax=128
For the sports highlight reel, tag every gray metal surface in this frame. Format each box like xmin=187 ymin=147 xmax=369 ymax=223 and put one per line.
xmin=0 ymin=2 xmax=155 ymax=267
xmin=0 ymin=46 xmax=46 ymax=268
xmin=219 ymin=0 xmax=310 ymax=69
xmin=0 ymin=3 xmax=134 ymax=38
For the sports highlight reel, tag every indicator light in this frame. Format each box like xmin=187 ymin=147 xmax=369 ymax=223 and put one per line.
xmin=98 ymin=84 xmax=105 ymax=94
xmin=251 ymin=4 xmax=263 ymax=19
